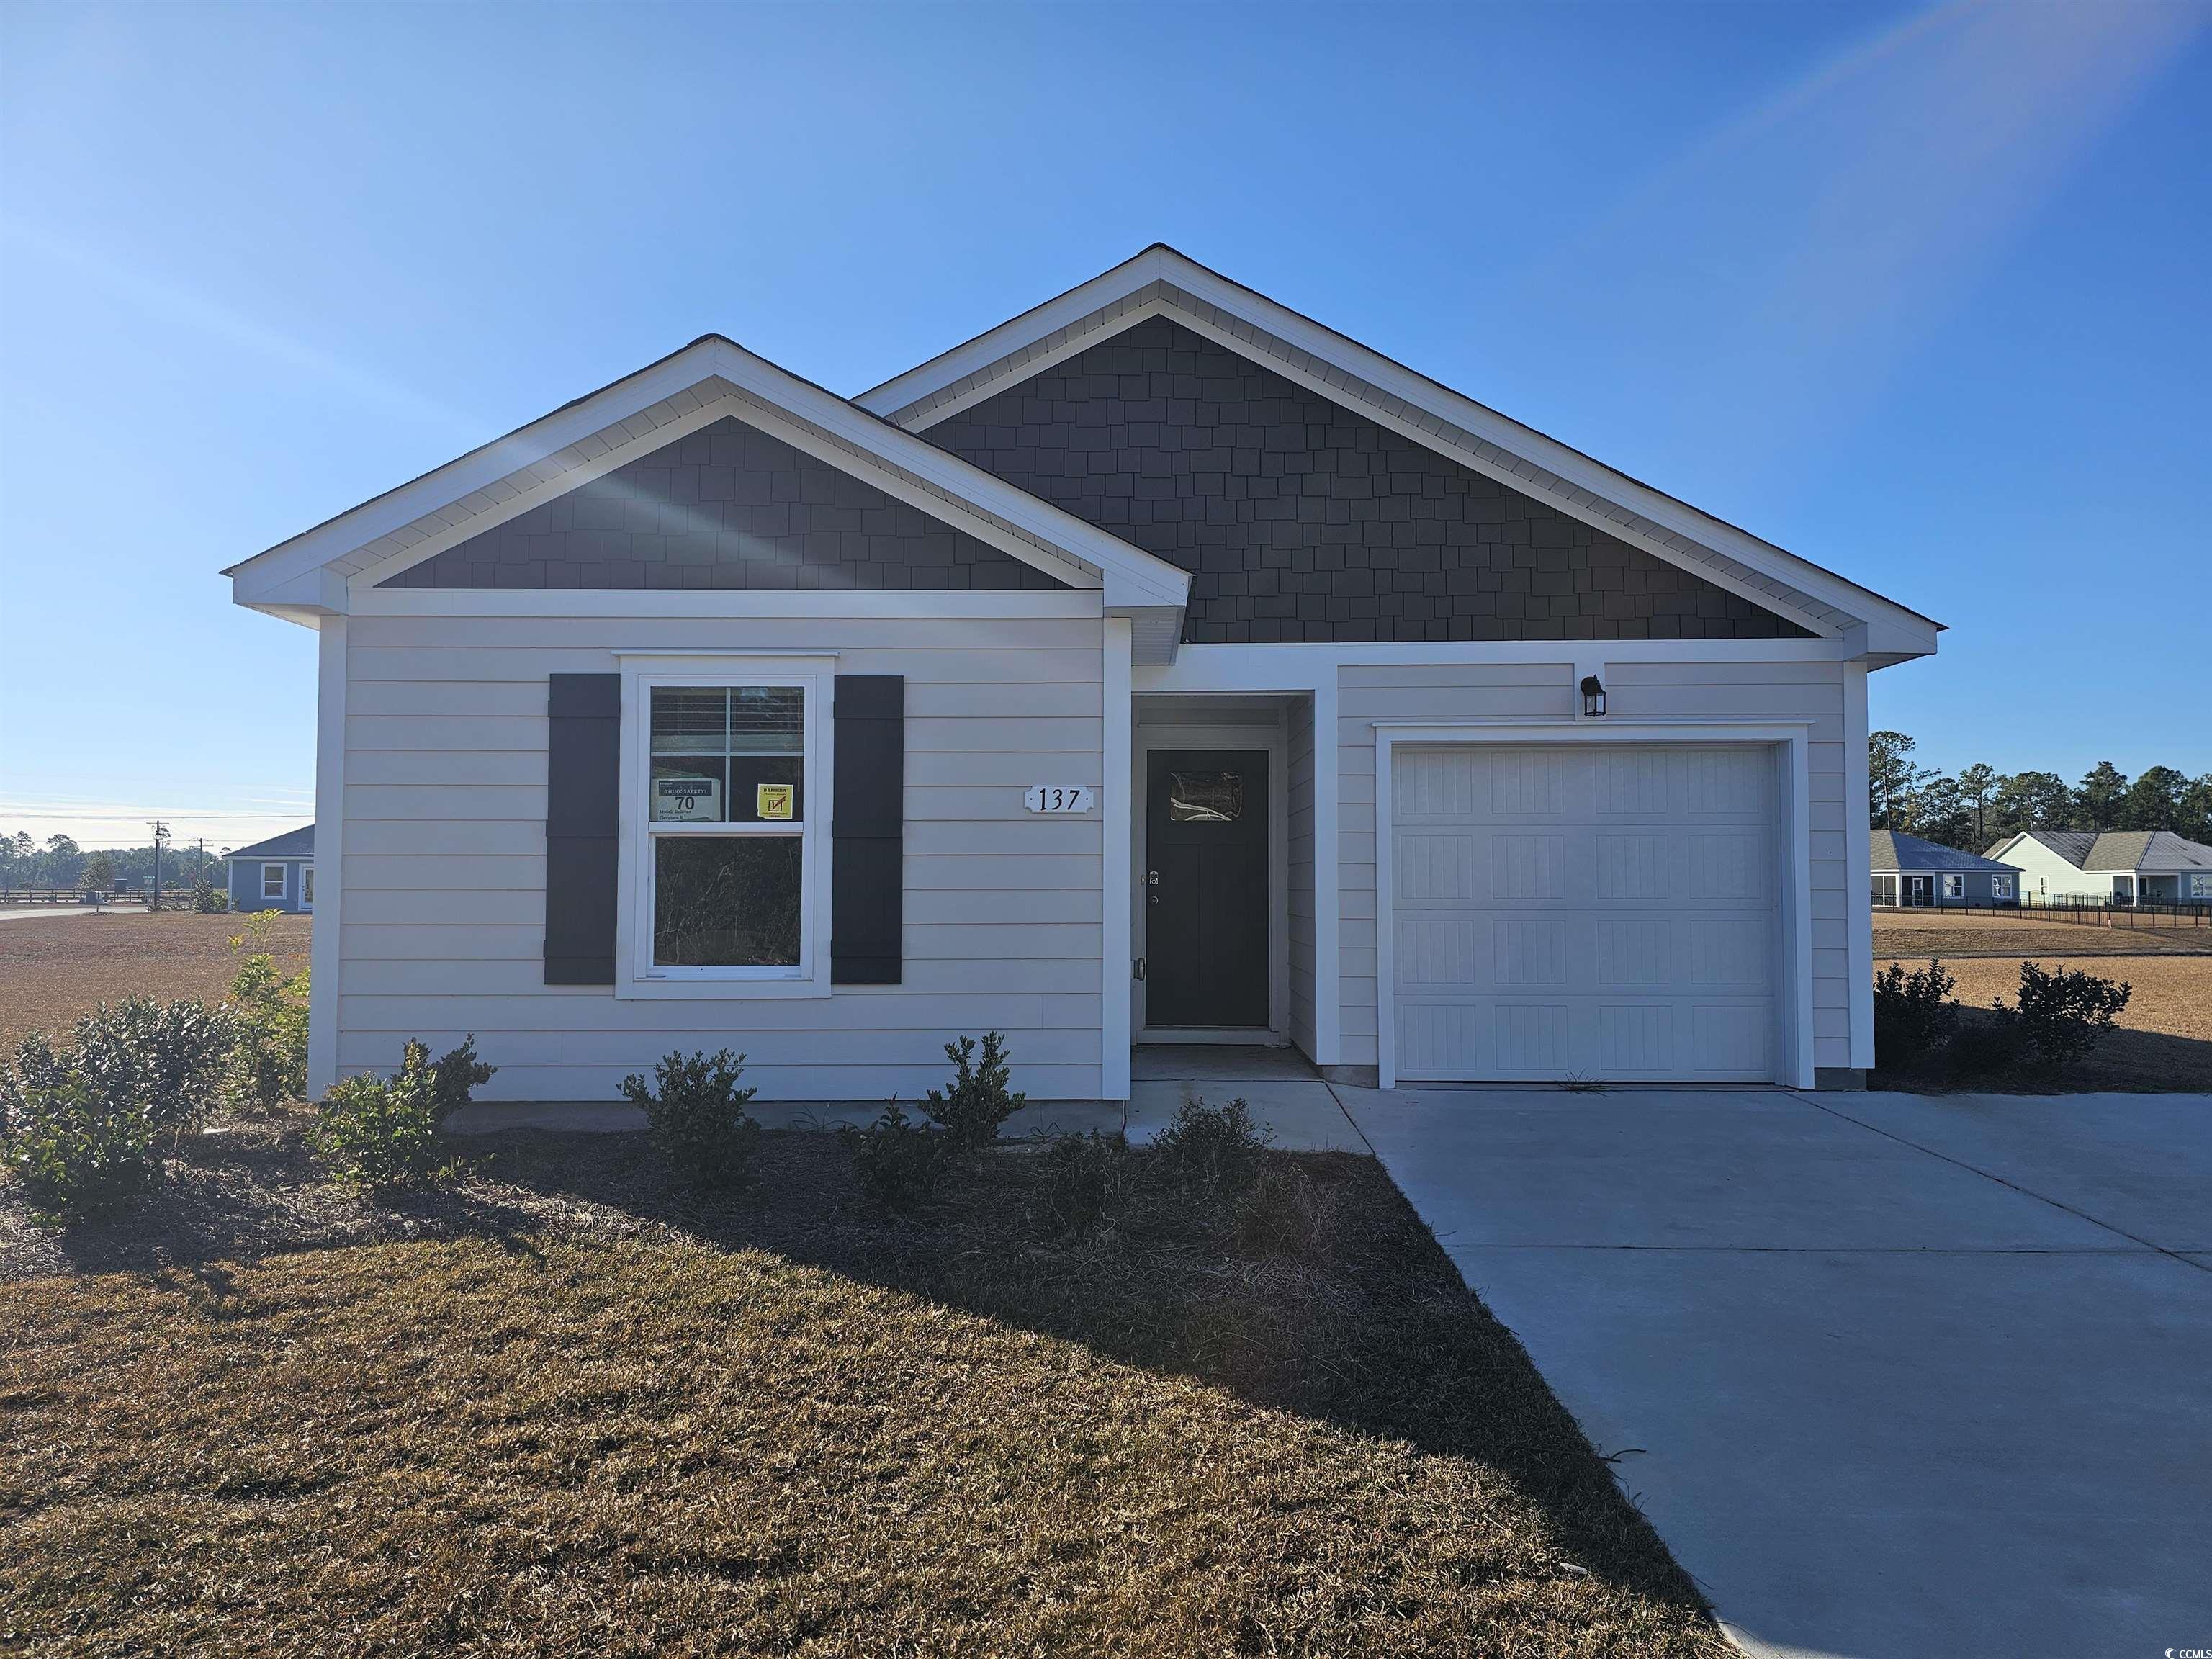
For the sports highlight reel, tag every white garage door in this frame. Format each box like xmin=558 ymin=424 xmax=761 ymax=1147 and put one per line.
xmin=1390 ymin=745 xmax=1781 ymax=1082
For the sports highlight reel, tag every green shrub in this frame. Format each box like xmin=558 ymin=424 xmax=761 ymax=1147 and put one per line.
xmin=70 ymin=996 xmax=238 ymax=1152
xmin=1233 ymin=1161 xmax=1341 ymax=1259
xmin=225 ymin=954 xmax=310 ymax=1110
xmin=620 ymin=1048 xmax=760 ymax=1181
xmin=1943 ymin=1010 xmax=2023 ymax=1081
xmin=1873 ymin=960 xmax=1960 ymax=1068
xmin=1030 ymin=1131 xmax=1128 ymax=1238
xmin=0 ymin=1034 xmax=162 ymax=1221
xmin=309 ymin=1036 xmax=493 ymax=1190
xmin=840 ymin=1100 xmax=947 ymax=1211
xmin=1153 ymin=1095 xmax=1272 ymax=1200
xmin=191 ymin=876 xmax=228 ymax=913
xmin=2013 ymin=961 xmax=2131 ymax=1069
xmin=922 ymin=1032 xmax=1027 ymax=1150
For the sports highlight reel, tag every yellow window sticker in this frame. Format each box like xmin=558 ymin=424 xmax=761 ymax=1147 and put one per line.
xmin=756 ymin=783 xmax=794 ymax=821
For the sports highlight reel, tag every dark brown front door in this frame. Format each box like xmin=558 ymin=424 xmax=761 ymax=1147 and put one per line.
xmin=1145 ymin=749 xmax=1268 ymax=1028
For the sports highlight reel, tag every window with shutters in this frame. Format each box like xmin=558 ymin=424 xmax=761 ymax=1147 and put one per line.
xmin=619 ymin=660 xmax=835 ymax=997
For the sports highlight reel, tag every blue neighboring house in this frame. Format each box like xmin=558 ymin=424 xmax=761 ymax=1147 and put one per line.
xmin=225 ymin=825 xmax=315 ymax=914
xmin=1870 ymin=829 xmax=2022 ymax=909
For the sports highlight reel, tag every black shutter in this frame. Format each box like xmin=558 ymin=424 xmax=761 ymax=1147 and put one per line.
xmin=832 ymin=674 xmax=904 ymax=984
xmin=545 ymin=673 xmax=620 ymax=984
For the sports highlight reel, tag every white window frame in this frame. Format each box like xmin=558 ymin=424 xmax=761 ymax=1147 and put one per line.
xmin=1992 ymin=874 xmax=2013 ymax=899
xmin=2190 ymin=873 xmax=2211 ymax=900
xmin=614 ymin=653 xmax=836 ymax=1000
xmin=1871 ymin=874 xmax=1898 ymax=907
xmin=261 ymin=863 xmax=287 ymax=902
xmin=1942 ymin=873 xmax=1964 ymax=899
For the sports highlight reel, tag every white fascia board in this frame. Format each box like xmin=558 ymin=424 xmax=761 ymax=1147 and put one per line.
xmin=858 ymin=248 xmax=1167 ymax=417
xmin=862 ymin=246 xmax=1940 ymax=655
xmin=226 ymin=334 xmax=1189 ymax=619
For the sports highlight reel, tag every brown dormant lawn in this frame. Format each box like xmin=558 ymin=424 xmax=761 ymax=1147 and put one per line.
xmin=0 ymin=911 xmax=311 ymax=1052
xmin=1 ymin=1127 xmax=1726 ymax=1658
xmin=1872 ymin=905 xmax=2211 ymax=961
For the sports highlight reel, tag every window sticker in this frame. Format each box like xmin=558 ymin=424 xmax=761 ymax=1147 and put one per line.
xmin=756 ymin=783 xmax=794 ymax=821
xmin=654 ymin=776 xmax=722 ymax=822
xmin=1169 ymin=770 xmax=1244 ymax=824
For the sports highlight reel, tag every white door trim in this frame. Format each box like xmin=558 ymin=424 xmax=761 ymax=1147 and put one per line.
xmin=1133 ymin=719 xmax=1290 ymax=1046
xmin=1372 ymin=719 xmax=1816 ymax=1089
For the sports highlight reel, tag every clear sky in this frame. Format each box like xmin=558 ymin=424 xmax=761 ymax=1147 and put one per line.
xmin=3 ymin=0 xmax=2206 ymax=850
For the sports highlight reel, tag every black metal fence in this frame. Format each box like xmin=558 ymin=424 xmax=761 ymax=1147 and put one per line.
xmin=2017 ymin=894 xmax=2211 ymax=931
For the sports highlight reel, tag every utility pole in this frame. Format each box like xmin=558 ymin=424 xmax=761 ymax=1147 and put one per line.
xmin=150 ymin=820 xmax=170 ymax=911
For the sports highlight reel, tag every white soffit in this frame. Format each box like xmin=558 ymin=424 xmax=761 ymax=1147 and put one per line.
xmin=858 ymin=246 xmax=1943 ymax=655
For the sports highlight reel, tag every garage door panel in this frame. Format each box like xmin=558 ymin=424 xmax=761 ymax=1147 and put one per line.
xmin=1392 ymin=745 xmax=1781 ymax=1083
xmin=1396 ymin=830 xmax=1487 ymax=902
xmin=1398 ymin=917 xmax=1484 ymax=989
xmin=1493 ymin=834 xmax=1565 ymax=899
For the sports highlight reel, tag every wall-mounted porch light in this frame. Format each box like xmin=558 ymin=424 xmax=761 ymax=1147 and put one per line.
xmin=1579 ymin=674 xmax=1607 ymax=718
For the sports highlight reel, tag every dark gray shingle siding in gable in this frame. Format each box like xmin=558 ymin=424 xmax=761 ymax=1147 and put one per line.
xmin=923 ymin=317 xmax=1812 ymax=644
xmin=384 ymin=416 xmax=1064 ymax=592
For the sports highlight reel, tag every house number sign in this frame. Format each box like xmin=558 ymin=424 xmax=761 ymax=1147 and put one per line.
xmin=1025 ymin=786 xmax=1094 ymax=814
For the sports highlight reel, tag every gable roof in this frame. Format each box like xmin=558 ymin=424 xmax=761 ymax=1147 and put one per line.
xmin=860 ymin=246 xmax=1942 ymax=662
xmin=1871 ymin=830 xmax=2021 ymax=876
xmin=225 ymin=336 xmax=1192 ymax=660
xmin=1988 ymin=828 xmax=2212 ymax=874
xmin=226 ymin=824 xmax=314 ymax=862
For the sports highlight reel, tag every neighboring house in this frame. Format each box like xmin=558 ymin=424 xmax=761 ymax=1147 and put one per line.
xmin=1869 ymin=830 xmax=2020 ymax=908
xmin=225 ymin=824 xmax=315 ymax=914
xmin=1985 ymin=828 xmax=2212 ymax=907
xmin=225 ymin=246 xmax=1941 ymax=1100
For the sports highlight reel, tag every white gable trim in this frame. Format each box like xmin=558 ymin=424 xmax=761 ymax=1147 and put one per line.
xmin=228 ymin=336 xmax=1191 ymax=637
xmin=859 ymin=247 xmax=1941 ymax=659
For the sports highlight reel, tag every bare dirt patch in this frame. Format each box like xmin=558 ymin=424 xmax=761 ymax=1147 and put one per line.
xmin=1872 ymin=907 xmax=2212 ymax=960
xmin=1873 ymin=953 xmax=2212 ymax=1092
xmin=0 ymin=912 xmax=311 ymax=1051
xmin=0 ymin=1127 xmax=1725 ymax=1658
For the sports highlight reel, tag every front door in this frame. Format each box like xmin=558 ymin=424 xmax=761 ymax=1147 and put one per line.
xmin=1145 ymin=749 xmax=1269 ymax=1028
xmin=1905 ymin=875 xmax=1934 ymax=907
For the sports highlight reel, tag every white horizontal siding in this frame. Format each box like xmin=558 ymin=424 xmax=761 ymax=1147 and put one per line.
xmin=1334 ymin=657 xmax=1854 ymax=1074
xmin=336 ymin=609 xmax=1105 ymax=1100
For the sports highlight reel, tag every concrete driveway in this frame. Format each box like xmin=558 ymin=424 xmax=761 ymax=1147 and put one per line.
xmin=1335 ymin=1084 xmax=2212 ymax=1659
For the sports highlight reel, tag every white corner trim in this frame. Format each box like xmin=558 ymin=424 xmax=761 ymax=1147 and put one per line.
xmin=1843 ymin=661 xmax=1874 ymax=1068
xmin=1101 ymin=618 xmax=1134 ymax=1099
xmin=1372 ymin=717 xmax=1817 ymax=1090
xmin=1311 ymin=673 xmax=1342 ymax=1066
xmin=306 ymin=616 xmax=346 ymax=1095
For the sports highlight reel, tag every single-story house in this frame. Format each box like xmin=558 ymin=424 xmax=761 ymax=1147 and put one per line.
xmin=225 ymin=824 xmax=316 ymax=914
xmin=1869 ymin=830 xmax=2020 ymax=907
xmin=1985 ymin=829 xmax=2212 ymax=907
xmin=225 ymin=246 xmax=1941 ymax=1100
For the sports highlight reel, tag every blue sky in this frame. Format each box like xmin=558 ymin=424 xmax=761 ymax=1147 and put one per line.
xmin=2 ymin=0 xmax=2206 ymax=850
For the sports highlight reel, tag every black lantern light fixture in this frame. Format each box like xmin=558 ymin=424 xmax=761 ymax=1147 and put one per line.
xmin=1579 ymin=674 xmax=1607 ymax=718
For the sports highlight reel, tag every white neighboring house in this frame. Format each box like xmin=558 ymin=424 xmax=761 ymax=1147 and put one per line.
xmin=224 ymin=246 xmax=1941 ymax=1100
xmin=1984 ymin=829 xmax=2212 ymax=907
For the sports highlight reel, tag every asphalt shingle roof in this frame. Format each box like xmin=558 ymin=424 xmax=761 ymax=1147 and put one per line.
xmin=1989 ymin=827 xmax=2212 ymax=873
xmin=1870 ymin=830 xmax=2022 ymax=875
xmin=225 ymin=825 xmax=315 ymax=862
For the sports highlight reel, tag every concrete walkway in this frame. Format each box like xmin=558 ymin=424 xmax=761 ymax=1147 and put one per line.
xmin=1335 ymin=1084 xmax=2212 ymax=1658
